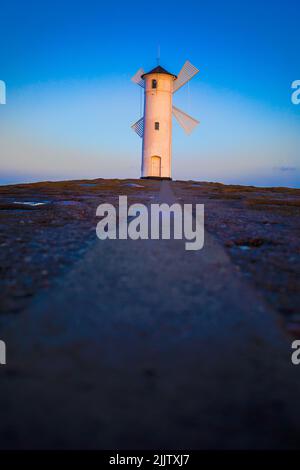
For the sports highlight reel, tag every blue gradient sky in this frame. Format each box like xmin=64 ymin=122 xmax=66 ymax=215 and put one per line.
xmin=0 ymin=0 xmax=299 ymax=186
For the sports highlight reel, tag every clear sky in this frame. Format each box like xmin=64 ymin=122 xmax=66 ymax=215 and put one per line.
xmin=0 ymin=0 xmax=299 ymax=186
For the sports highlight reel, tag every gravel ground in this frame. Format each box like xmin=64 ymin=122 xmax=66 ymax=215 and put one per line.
xmin=172 ymin=181 xmax=300 ymax=338
xmin=0 ymin=180 xmax=300 ymax=449
xmin=0 ymin=178 xmax=159 ymax=314
xmin=1 ymin=178 xmax=299 ymax=336
xmin=1 ymin=180 xmax=299 ymax=449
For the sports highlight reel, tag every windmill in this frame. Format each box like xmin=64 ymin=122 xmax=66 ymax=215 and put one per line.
xmin=131 ymin=61 xmax=199 ymax=179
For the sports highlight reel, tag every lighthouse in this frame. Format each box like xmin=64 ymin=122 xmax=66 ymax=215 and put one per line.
xmin=131 ymin=61 xmax=200 ymax=180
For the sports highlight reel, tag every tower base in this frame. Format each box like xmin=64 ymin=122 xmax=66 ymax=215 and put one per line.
xmin=141 ymin=176 xmax=172 ymax=181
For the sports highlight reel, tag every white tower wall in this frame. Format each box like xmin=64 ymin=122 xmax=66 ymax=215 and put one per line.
xmin=142 ymin=73 xmax=174 ymax=179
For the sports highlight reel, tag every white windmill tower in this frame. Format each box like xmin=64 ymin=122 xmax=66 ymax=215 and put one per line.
xmin=131 ymin=61 xmax=200 ymax=179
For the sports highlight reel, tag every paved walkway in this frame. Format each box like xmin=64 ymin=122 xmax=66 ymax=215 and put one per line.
xmin=1 ymin=181 xmax=300 ymax=449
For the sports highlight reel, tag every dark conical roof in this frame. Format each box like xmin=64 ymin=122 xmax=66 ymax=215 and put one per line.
xmin=141 ymin=65 xmax=177 ymax=79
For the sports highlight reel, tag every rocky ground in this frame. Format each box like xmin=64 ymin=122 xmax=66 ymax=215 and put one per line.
xmin=0 ymin=178 xmax=159 ymax=314
xmin=1 ymin=178 xmax=299 ymax=336
xmin=1 ymin=178 xmax=300 ymax=450
xmin=173 ymin=181 xmax=300 ymax=337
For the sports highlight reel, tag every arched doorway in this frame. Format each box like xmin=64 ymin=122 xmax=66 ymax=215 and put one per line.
xmin=151 ymin=156 xmax=161 ymax=177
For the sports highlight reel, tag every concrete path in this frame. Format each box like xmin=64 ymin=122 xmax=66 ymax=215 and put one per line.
xmin=1 ymin=181 xmax=300 ymax=449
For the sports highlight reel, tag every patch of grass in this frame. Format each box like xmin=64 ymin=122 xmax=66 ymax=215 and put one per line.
xmin=247 ymin=198 xmax=300 ymax=206
xmin=208 ymin=193 xmax=243 ymax=200
xmin=246 ymin=198 xmax=300 ymax=214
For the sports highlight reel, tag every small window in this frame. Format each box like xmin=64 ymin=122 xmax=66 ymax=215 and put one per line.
xmin=155 ymin=122 xmax=159 ymax=130
xmin=152 ymin=79 xmax=157 ymax=89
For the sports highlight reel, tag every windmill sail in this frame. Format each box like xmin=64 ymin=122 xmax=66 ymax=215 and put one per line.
xmin=131 ymin=117 xmax=144 ymax=138
xmin=173 ymin=61 xmax=199 ymax=93
xmin=131 ymin=68 xmax=145 ymax=88
xmin=172 ymin=105 xmax=199 ymax=134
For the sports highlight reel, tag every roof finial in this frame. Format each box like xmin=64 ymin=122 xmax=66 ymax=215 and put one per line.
xmin=157 ymin=45 xmax=160 ymax=66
